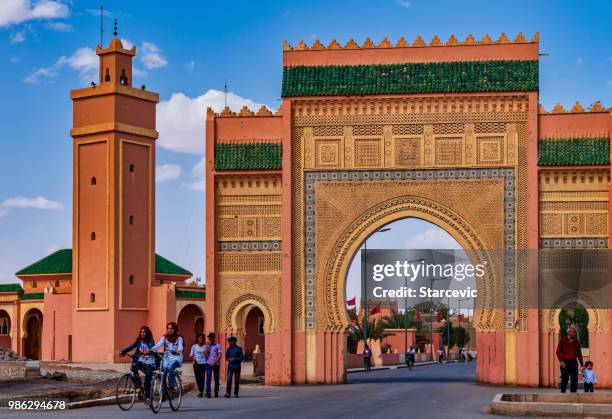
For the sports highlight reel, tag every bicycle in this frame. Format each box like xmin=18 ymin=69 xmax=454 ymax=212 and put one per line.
xmin=150 ymin=359 xmax=183 ymax=413
xmin=115 ymin=354 xmax=145 ymax=411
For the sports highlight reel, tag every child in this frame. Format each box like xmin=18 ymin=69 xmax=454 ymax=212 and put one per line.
xmin=583 ymin=361 xmax=596 ymax=392
xmin=190 ymin=333 xmax=207 ymax=397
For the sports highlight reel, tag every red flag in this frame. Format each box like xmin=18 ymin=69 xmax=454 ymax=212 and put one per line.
xmin=346 ymin=297 xmax=356 ymax=307
xmin=370 ymin=304 xmax=381 ymax=315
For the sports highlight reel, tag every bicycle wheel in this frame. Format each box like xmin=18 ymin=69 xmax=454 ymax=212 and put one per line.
xmin=168 ymin=373 xmax=182 ymax=411
xmin=150 ymin=373 xmax=163 ymax=414
xmin=115 ymin=373 xmax=137 ymax=411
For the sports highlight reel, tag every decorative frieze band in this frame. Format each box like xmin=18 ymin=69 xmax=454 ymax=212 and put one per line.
xmin=218 ymin=241 xmax=282 ymax=251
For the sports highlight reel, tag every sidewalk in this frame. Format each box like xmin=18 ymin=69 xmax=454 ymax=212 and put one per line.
xmin=347 ymin=360 xmax=438 ymax=373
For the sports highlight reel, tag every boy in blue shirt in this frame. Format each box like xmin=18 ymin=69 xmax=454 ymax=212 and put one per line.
xmin=224 ymin=336 xmax=244 ymax=398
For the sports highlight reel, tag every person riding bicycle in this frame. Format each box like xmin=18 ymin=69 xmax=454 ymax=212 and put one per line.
xmin=152 ymin=322 xmax=184 ymax=392
xmin=119 ymin=326 xmax=157 ymax=406
xmin=407 ymin=346 xmax=416 ymax=367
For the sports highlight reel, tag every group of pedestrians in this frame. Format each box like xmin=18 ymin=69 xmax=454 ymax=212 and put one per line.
xmin=190 ymin=332 xmax=244 ymax=398
xmin=120 ymin=322 xmax=245 ymax=406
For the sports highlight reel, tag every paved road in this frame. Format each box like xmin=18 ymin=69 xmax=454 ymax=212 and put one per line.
xmin=4 ymin=363 xmax=553 ymax=419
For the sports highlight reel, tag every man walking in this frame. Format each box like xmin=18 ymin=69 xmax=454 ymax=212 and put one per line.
xmin=225 ymin=336 xmax=244 ymax=398
xmin=204 ymin=332 xmax=222 ymax=398
xmin=556 ymin=326 xmax=584 ymax=393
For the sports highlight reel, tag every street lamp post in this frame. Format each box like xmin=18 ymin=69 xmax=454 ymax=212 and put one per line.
xmin=428 ymin=277 xmax=447 ymax=362
xmin=362 ymin=227 xmax=391 ymax=351
xmin=403 ymin=258 xmax=425 ymax=358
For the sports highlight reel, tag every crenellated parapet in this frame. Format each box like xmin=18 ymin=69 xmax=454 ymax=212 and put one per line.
xmin=283 ymin=33 xmax=538 ymax=51
xmin=538 ymin=101 xmax=609 ymax=114
xmin=207 ymin=105 xmax=281 ymax=118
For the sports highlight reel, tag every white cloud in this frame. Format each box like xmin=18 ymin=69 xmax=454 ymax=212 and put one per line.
xmin=120 ymin=38 xmax=134 ymax=50
xmin=156 ymin=164 xmax=181 ymax=183
xmin=0 ymin=0 xmax=69 ymax=27
xmin=397 ymin=0 xmax=411 ymax=8
xmin=157 ymin=89 xmax=268 ymax=154
xmin=184 ymin=157 xmax=205 ymax=191
xmin=45 ymin=21 xmax=72 ymax=31
xmin=140 ymin=41 xmax=167 ymax=69
xmin=24 ymin=46 xmax=97 ymax=84
xmin=403 ymin=228 xmax=461 ymax=249
xmin=10 ymin=30 xmax=26 ymax=43
xmin=0 ymin=196 xmax=63 ymax=218
xmin=86 ymin=7 xmax=111 ymax=17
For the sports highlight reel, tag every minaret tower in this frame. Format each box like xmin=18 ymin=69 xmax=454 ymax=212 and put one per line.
xmin=70 ymin=29 xmax=159 ymax=362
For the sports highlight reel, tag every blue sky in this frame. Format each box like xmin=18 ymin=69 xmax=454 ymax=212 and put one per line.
xmin=0 ymin=0 xmax=610 ymax=285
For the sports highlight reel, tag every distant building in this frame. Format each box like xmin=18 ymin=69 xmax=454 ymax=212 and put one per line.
xmin=0 ymin=37 xmax=204 ymax=362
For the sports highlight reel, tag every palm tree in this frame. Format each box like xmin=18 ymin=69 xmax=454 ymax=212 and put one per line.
xmin=348 ymin=317 xmax=391 ymax=342
xmin=381 ymin=310 xmax=415 ymax=329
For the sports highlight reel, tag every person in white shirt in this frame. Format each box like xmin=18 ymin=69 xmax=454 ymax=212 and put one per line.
xmin=152 ymin=322 xmax=184 ymax=391
xmin=190 ymin=333 xmax=207 ymax=397
xmin=583 ymin=361 xmax=596 ymax=392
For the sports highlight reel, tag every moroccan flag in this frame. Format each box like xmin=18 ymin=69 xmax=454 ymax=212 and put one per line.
xmin=370 ymin=304 xmax=381 ymax=315
xmin=346 ymin=297 xmax=356 ymax=307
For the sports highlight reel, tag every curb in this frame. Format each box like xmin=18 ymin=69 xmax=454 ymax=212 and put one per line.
xmin=67 ymin=382 xmax=195 ymax=410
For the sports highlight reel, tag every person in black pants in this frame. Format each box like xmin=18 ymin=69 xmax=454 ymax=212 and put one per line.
xmin=189 ymin=334 xmax=207 ymax=397
xmin=224 ymin=336 xmax=244 ymax=398
xmin=556 ymin=326 xmax=584 ymax=393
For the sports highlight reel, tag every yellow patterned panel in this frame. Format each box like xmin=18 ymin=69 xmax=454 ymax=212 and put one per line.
xmin=435 ymin=136 xmax=463 ymax=166
xmin=394 ymin=137 xmax=422 ymax=167
xmin=315 ymin=139 xmax=341 ymax=168
xmin=477 ymin=136 xmax=505 ymax=164
xmin=354 ymin=139 xmax=382 ymax=167
xmin=218 ymin=252 xmax=281 ymax=273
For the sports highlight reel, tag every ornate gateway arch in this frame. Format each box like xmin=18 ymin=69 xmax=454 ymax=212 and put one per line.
xmin=206 ymin=34 xmax=612 ymax=387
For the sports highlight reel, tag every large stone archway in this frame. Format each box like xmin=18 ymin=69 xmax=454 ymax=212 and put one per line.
xmin=302 ymin=172 xmax=511 ymax=384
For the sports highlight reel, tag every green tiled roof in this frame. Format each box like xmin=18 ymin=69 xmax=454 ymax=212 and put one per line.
xmin=175 ymin=289 xmax=205 ymax=299
xmin=0 ymin=283 xmax=24 ymax=293
xmin=538 ymin=138 xmax=610 ymax=166
xmin=15 ymin=249 xmax=191 ymax=277
xmin=16 ymin=249 xmax=72 ymax=276
xmin=155 ymin=254 xmax=192 ymax=276
xmin=21 ymin=292 xmax=44 ymax=300
xmin=215 ymin=143 xmax=282 ymax=170
xmin=281 ymin=60 xmax=539 ymax=97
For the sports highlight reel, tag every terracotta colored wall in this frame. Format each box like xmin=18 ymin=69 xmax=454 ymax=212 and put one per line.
xmin=215 ymin=116 xmax=282 ymax=142
xmin=476 ymin=331 xmax=505 ymax=385
xmin=42 ymin=293 xmax=72 ymax=361
xmin=148 ymin=284 xmax=176 ymax=341
xmin=382 ymin=329 xmax=416 ymax=353
xmin=177 ymin=304 xmax=204 ymax=359
xmin=120 ymin=140 xmax=151 ymax=310
xmin=538 ymin=112 xmax=609 ymax=138
xmin=284 ymin=42 xmax=539 ymax=66
xmin=76 ymin=140 xmax=109 ymax=310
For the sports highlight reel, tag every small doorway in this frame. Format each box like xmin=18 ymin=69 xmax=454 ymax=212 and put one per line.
xmin=23 ymin=309 xmax=43 ymax=360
